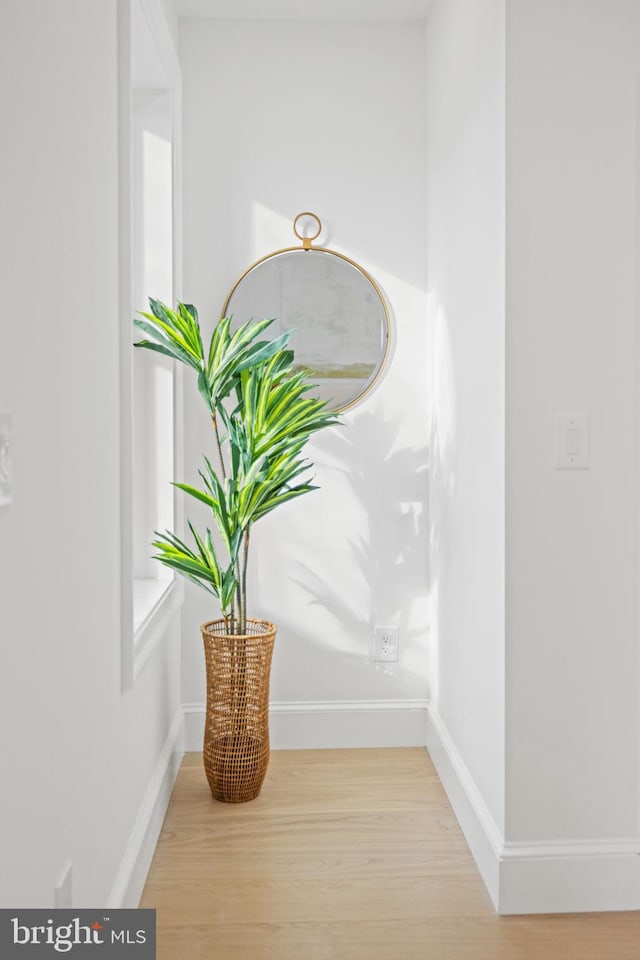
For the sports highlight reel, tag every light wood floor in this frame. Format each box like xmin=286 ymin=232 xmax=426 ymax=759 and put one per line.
xmin=141 ymin=748 xmax=640 ymax=959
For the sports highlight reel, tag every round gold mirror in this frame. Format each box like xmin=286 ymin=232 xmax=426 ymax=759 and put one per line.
xmin=222 ymin=213 xmax=390 ymax=412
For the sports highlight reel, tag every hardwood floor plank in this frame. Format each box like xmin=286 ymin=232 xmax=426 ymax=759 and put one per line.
xmin=141 ymin=748 xmax=640 ymax=959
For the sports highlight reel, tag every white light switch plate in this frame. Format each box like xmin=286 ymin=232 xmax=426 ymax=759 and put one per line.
xmin=554 ymin=413 xmax=589 ymax=469
xmin=0 ymin=412 xmax=12 ymax=505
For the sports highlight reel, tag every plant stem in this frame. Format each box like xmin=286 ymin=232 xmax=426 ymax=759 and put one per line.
xmin=241 ymin=526 xmax=250 ymax=633
xmin=211 ymin=410 xmax=233 ymax=626
xmin=211 ymin=412 xmax=227 ymax=481
xmin=235 ymin=560 xmax=243 ymax=634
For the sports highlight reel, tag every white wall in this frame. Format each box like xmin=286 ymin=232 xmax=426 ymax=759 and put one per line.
xmin=426 ymin=0 xmax=640 ymax=914
xmin=505 ymin=0 xmax=640 ymax=847
xmin=179 ymin=18 xmax=430 ymax=745
xmin=160 ymin=0 xmax=179 ymax=47
xmin=0 ymin=0 xmax=182 ymax=908
xmin=425 ymin=0 xmax=506 ymax=838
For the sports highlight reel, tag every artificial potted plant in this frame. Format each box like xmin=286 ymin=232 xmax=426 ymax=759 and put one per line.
xmin=134 ymin=299 xmax=338 ymax=802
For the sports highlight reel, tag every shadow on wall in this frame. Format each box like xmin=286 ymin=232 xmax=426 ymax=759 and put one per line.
xmin=251 ymin=408 xmax=430 ymax=700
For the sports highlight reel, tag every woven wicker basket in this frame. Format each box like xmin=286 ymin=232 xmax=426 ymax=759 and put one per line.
xmin=200 ymin=618 xmax=276 ymax=803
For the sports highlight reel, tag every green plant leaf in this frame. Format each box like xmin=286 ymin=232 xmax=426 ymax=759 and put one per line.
xmin=136 ymin=299 xmax=341 ymax=622
xmin=172 ymin=482 xmax=218 ymax=510
xmin=133 ymin=340 xmax=186 ymax=362
xmin=134 ymin=316 xmax=200 ymax=369
xmin=137 ymin=311 xmax=201 ymax=362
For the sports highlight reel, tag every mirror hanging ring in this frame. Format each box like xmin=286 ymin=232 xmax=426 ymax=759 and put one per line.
xmin=222 ymin=213 xmax=391 ymax=413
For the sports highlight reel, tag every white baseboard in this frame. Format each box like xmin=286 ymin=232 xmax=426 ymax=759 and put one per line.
xmin=183 ymin=699 xmax=429 ymax=751
xmin=107 ymin=708 xmax=184 ymax=908
xmin=425 ymin=705 xmax=502 ymax=909
xmin=426 ymin=705 xmax=640 ymax=914
xmin=499 ymin=841 xmax=640 ymax=914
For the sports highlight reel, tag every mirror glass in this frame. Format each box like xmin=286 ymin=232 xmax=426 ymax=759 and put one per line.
xmin=224 ymin=249 xmax=389 ymax=411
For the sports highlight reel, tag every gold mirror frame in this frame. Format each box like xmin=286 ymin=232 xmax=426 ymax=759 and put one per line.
xmin=222 ymin=213 xmax=391 ymax=413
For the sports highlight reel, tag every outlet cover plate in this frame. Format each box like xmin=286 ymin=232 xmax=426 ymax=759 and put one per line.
xmin=555 ymin=413 xmax=589 ymax=469
xmin=374 ymin=626 xmax=399 ymax=662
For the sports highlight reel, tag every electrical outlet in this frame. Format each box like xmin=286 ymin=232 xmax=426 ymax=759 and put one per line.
xmin=54 ymin=861 xmax=72 ymax=908
xmin=374 ymin=626 xmax=399 ymax=662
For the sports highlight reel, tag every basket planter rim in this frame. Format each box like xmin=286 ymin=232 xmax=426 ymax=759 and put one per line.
xmin=200 ymin=617 xmax=276 ymax=639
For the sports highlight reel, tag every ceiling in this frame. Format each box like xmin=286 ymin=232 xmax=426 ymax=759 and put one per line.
xmin=175 ymin=0 xmax=433 ymax=21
